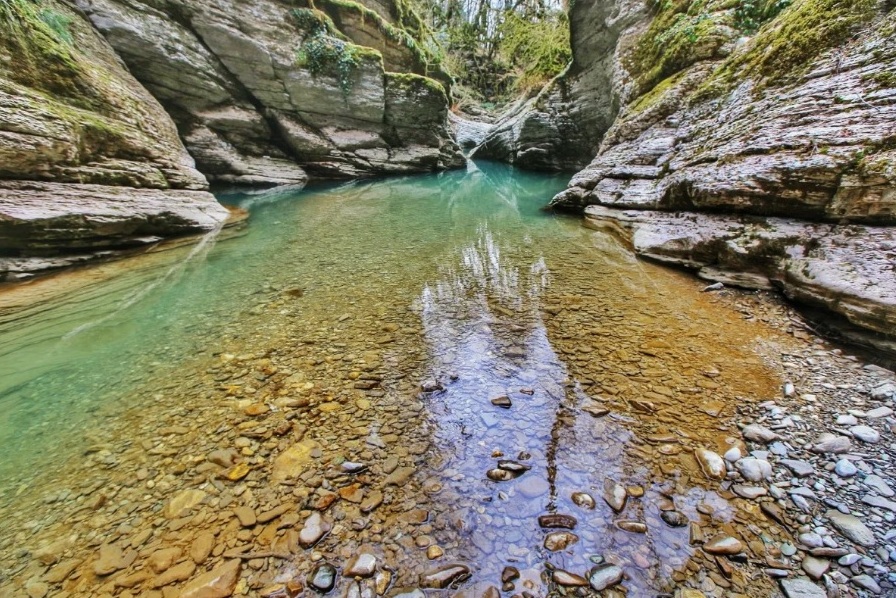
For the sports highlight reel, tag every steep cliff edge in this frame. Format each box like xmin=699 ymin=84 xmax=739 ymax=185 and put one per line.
xmin=471 ymin=0 xmax=647 ymax=170
xmin=549 ymin=0 xmax=896 ymax=353
xmin=0 ymin=0 xmax=229 ymax=281
xmin=76 ymin=0 xmax=463 ymax=184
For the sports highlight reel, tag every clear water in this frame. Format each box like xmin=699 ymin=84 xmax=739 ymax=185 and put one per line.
xmin=0 ymin=162 xmax=793 ymax=596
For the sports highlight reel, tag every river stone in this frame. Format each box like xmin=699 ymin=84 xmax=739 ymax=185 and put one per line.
xmin=616 ymin=520 xmax=647 ymax=533
xmin=800 ymin=556 xmax=829 ymax=580
xmin=723 ymin=447 xmax=742 ymax=462
xmin=865 ymin=474 xmax=895 ymax=497
xmin=384 ymin=466 xmax=415 ymax=486
xmin=571 ymin=492 xmax=595 ymax=509
xmin=779 ymin=577 xmax=827 ymax=598
xmin=180 ymin=559 xmax=241 ymax=598
xmin=743 ymin=424 xmax=780 ymax=443
xmin=735 ymin=457 xmax=772 ymax=482
xmin=490 ymin=395 xmax=512 ymax=408
xmin=93 ymin=544 xmax=127 ymax=576
xmin=863 ymin=493 xmax=896 ymax=512
xmin=837 ymin=414 xmax=858 ymax=426
xmin=420 ymin=564 xmax=471 ymax=589
xmin=271 ymin=440 xmax=319 ymax=483
xmin=518 ymin=476 xmax=549 ymax=498
xmin=588 ymin=564 xmax=623 ymax=591
xmin=602 ymin=479 xmax=628 ymax=512
xmin=780 ymin=459 xmax=814 ymax=478
xmin=150 ymin=561 xmax=196 ymax=588
xmin=299 ymin=512 xmax=330 ymax=548
xmin=486 ymin=468 xmax=514 ymax=482
xmin=826 ymin=510 xmax=876 ymax=546
xmin=866 ymin=406 xmax=893 ymax=418
xmin=871 ymin=381 xmax=896 ymax=400
xmin=849 ymin=425 xmax=880 ymax=443
xmin=850 ymin=574 xmax=882 ymax=593
xmin=810 ymin=433 xmax=851 ymax=454
xmin=309 ymin=563 xmax=337 ymax=592
xmin=165 ymin=489 xmax=207 ymax=518
xmin=834 ymin=459 xmax=857 ymax=477
xmin=544 ymin=531 xmax=578 ymax=551
xmin=497 ymin=460 xmax=530 ymax=473
xmin=839 ymin=554 xmax=861 ymax=566
xmin=147 ymin=547 xmax=181 ymax=573
xmin=345 ymin=553 xmax=377 ymax=578
xmin=661 ymin=511 xmax=688 ymax=527
xmin=189 ymin=532 xmax=215 ymax=565
xmin=703 ymin=535 xmax=744 ymax=555
xmin=538 ymin=514 xmax=577 ymax=529
xmin=733 ymin=485 xmax=767 ymax=499
xmin=798 ymin=532 xmax=823 ymax=549
xmin=552 ymin=570 xmax=588 ymax=586
xmin=695 ymin=448 xmax=726 ymax=480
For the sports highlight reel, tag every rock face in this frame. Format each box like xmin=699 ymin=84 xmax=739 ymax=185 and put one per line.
xmin=0 ymin=0 xmax=229 ymax=280
xmin=529 ymin=0 xmax=896 ymax=353
xmin=77 ymin=0 xmax=464 ymax=184
xmin=471 ymin=0 xmax=648 ymax=170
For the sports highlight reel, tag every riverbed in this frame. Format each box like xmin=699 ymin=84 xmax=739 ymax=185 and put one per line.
xmin=0 ymin=162 xmax=893 ymax=598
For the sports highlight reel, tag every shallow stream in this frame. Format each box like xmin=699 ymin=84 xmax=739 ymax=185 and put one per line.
xmin=0 ymin=163 xmax=816 ymax=597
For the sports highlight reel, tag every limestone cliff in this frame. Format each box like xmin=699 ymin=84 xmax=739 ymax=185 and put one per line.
xmin=471 ymin=0 xmax=647 ymax=170
xmin=0 ymin=0 xmax=229 ymax=281
xmin=76 ymin=0 xmax=464 ymax=184
xmin=546 ymin=0 xmax=896 ymax=354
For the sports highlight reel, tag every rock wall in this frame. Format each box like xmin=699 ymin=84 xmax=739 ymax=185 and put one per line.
xmin=547 ymin=0 xmax=896 ymax=353
xmin=0 ymin=0 xmax=229 ymax=281
xmin=76 ymin=0 xmax=464 ymax=184
xmin=471 ymin=0 xmax=648 ymax=170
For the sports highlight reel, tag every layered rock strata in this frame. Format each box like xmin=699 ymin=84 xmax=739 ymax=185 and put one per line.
xmin=0 ymin=0 xmax=229 ymax=280
xmin=76 ymin=0 xmax=464 ymax=184
xmin=540 ymin=0 xmax=896 ymax=353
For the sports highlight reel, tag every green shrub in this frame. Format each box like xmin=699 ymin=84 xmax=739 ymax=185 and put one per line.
xmin=496 ymin=10 xmax=571 ymax=94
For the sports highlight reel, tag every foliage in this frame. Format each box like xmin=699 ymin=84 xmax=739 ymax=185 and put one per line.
xmin=699 ymin=0 xmax=878 ymax=96
xmin=629 ymin=0 xmax=734 ymax=96
xmin=408 ymin=0 xmax=571 ymax=106
xmin=496 ymin=9 xmax=570 ymax=94
xmin=735 ymin=0 xmax=791 ymax=33
xmin=1 ymin=0 xmax=74 ymax=47
xmin=296 ymin=33 xmax=367 ymax=97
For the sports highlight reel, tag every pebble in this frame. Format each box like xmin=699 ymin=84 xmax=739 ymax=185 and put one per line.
xmin=309 ymin=563 xmax=337 ymax=592
xmin=602 ymin=479 xmax=627 ymax=512
xmin=543 ymin=531 xmax=578 ymax=551
xmin=703 ymin=535 xmax=744 ymax=555
xmin=552 ymin=570 xmax=588 ymax=586
xmin=742 ymin=424 xmax=780 ymax=443
xmin=826 ymin=510 xmax=877 ymax=547
xmin=780 ymin=459 xmax=814 ymax=478
xmin=834 ymin=459 xmax=857 ymax=477
xmin=800 ymin=556 xmax=829 ymax=579
xmin=571 ymin=492 xmax=595 ymax=509
xmin=180 ymin=559 xmax=241 ymax=598
xmin=810 ymin=433 xmax=852 ymax=454
xmin=865 ymin=474 xmax=895 ymax=497
xmin=695 ymin=448 xmax=726 ymax=480
xmin=420 ymin=564 xmax=471 ymax=589
xmin=779 ymin=577 xmax=827 ymax=598
xmin=345 ymin=553 xmax=377 ymax=577
xmin=588 ymin=564 xmax=624 ymax=591
xmin=299 ymin=512 xmax=330 ymax=548
xmin=735 ymin=457 xmax=772 ymax=482
xmin=849 ymin=425 xmax=880 ymax=443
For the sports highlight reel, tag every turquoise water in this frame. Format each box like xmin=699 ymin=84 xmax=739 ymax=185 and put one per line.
xmin=0 ymin=162 xmax=789 ymax=596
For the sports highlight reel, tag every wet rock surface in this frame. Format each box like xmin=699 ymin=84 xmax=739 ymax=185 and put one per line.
xmin=0 ymin=167 xmax=893 ymax=597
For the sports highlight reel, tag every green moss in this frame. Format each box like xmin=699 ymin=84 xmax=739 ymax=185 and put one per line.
xmin=385 ymin=70 xmax=446 ymax=100
xmin=296 ymin=32 xmax=382 ymax=98
xmin=312 ymin=0 xmax=442 ymax=78
xmin=697 ymin=0 xmax=878 ymax=96
xmin=628 ymin=70 xmax=688 ymax=114
xmin=863 ymin=71 xmax=896 ymax=88
xmin=628 ymin=0 xmax=735 ymax=96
